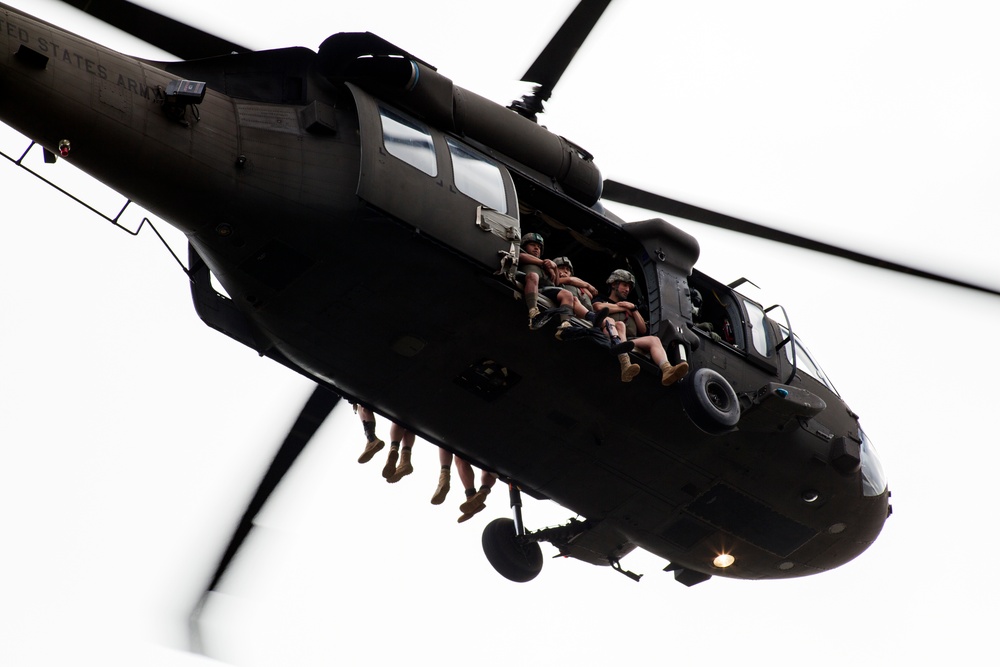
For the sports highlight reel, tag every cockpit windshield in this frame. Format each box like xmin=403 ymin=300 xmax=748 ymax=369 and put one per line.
xmin=778 ymin=326 xmax=838 ymax=395
xmin=860 ymin=430 xmax=888 ymax=496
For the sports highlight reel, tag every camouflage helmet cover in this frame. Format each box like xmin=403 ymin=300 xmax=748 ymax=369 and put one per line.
xmin=606 ymin=269 xmax=635 ymax=287
xmin=521 ymin=232 xmax=544 ymax=253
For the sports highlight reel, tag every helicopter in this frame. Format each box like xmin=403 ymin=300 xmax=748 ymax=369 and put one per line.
xmin=8 ymin=2 xmax=1000 ymax=655
xmin=6 ymin=0 xmax=999 ymax=626
xmin=1 ymin=0 xmax=947 ymax=596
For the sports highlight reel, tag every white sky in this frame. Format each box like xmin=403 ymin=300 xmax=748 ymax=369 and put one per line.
xmin=2 ymin=1 xmax=999 ymax=665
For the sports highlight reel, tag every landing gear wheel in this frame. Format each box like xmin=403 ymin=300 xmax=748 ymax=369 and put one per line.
xmin=682 ymin=367 xmax=740 ymax=434
xmin=482 ymin=518 xmax=543 ymax=582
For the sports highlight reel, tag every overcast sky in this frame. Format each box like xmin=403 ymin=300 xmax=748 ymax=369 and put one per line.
xmin=2 ymin=1 xmax=999 ymax=665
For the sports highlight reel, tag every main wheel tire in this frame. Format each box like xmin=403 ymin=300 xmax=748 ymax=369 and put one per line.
xmin=682 ymin=367 xmax=740 ymax=433
xmin=482 ymin=518 xmax=543 ymax=583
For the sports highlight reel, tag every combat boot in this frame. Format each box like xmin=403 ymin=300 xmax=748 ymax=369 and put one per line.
xmin=357 ymin=437 xmax=384 ymax=464
xmin=381 ymin=444 xmax=399 ymax=479
xmin=619 ymin=354 xmax=641 ymax=382
xmin=430 ymin=469 xmax=451 ymax=505
xmin=459 ymin=486 xmax=491 ymax=514
xmin=555 ymin=321 xmax=572 ymax=340
xmin=457 ymin=502 xmax=486 ymax=523
xmin=660 ymin=360 xmax=690 ymax=386
xmin=387 ymin=447 xmax=413 ymax=483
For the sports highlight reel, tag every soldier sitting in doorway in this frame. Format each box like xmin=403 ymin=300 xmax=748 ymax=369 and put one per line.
xmin=550 ymin=256 xmax=597 ymax=309
xmin=593 ymin=269 xmax=690 ymax=386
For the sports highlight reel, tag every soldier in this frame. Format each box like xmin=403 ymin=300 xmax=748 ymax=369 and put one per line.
xmin=594 ymin=270 xmax=689 ymax=386
xmin=551 ymin=256 xmax=597 ymax=310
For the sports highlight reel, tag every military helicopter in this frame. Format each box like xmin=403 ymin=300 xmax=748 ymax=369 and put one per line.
xmin=7 ymin=0 xmax=991 ymax=609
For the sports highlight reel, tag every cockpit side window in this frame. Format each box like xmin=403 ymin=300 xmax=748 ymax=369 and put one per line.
xmin=446 ymin=138 xmax=508 ymax=214
xmin=743 ymin=300 xmax=773 ymax=357
xmin=378 ymin=106 xmax=437 ymax=177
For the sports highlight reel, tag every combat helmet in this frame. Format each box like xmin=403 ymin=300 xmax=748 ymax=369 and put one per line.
xmin=552 ymin=256 xmax=574 ymax=274
xmin=521 ymin=232 xmax=544 ymax=254
xmin=606 ymin=269 xmax=635 ymax=287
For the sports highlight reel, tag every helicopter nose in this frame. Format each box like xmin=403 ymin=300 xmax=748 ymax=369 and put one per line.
xmin=823 ymin=432 xmax=891 ymax=567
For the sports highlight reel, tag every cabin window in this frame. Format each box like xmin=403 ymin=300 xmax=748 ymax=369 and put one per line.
xmin=379 ymin=106 xmax=437 ymax=177
xmin=743 ymin=300 xmax=773 ymax=357
xmin=446 ymin=138 xmax=507 ymax=214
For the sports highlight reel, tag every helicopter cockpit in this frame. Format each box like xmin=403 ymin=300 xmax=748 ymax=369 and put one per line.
xmin=688 ymin=272 xmax=745 ymax=350
xmin=687 ymin=270 xmax=840 ymax=396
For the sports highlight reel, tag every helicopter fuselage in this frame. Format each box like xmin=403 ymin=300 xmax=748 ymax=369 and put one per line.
xmin=0 ymin=3 xmax=889 ymax=584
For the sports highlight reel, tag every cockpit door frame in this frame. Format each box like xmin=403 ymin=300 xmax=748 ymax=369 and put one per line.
xmin=738 ymin=296 xmax=779 ymax=376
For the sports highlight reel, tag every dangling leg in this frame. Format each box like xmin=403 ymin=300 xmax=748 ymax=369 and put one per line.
xmin=356 ymin=405 xmax=385 ymax=463
xmin=431 ymin=448 xmax=452 ymax=505
xmin=387 ymin=423 xmax=416 ymax=483
xmin=524 ymin=272 xmax=540 ymax=327
xmin=605 ymin=320 xmax=639 ymax=382
xmin=455 ymin=456 xmax=482 ymax=522
xmin=634 ymin=337 xmax=689 ymax=386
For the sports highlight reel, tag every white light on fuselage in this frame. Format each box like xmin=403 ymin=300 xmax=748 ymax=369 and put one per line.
xmin=713 ymin=553 xmax=735 ymax=568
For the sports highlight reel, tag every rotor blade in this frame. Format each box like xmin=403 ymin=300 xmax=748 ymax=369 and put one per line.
xmin=57 ymin=0 xmax=249 ymax=59
xmin=521 ymin=0 xmax=613 ymax=101
xmin=189 ymin=384 xmax=340 ymax=652
xmin=602 ymin=179 xmax=1000 ymax=297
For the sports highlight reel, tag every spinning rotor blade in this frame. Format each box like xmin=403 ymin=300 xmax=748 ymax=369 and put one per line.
xmin=511 ymin=0 xmax=612 ymax=118
xmin=190 ymin=384 xmax=340 ymax=651
xmin=602 ymin=179 xmax=1000 ymax=297
xmin=58 ymin=0 xmax=249 ymax=59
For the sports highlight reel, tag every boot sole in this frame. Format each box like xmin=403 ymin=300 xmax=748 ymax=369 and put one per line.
xmin=386 ymin=464 xmax=413 ymax=484
xmin=621 ymin=364 xmax=641 ymax=382
xmin=457 ymin=503 xmax=487 ymax=523
xmin=357 ymin=439 xmax=385 ymax=464
xmin=662 ymin=362 xmax=691 ymax=386
xmin=459 ymin=490 xmax=490 ymax=513
xmin=381 ymin=452 xmax=399 ymax=479
xmin=430 ymin=483 xmax=450 ymax=505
